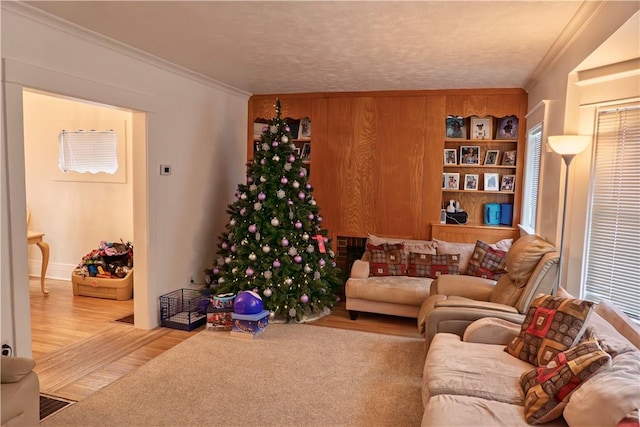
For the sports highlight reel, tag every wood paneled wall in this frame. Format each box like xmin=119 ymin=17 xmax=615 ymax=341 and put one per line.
xmin=248 ymin=89 xmax=527 ymax=246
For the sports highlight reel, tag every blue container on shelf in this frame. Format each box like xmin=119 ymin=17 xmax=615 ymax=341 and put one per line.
xmin=484 ymin=203 xmax=501 ymax=225
xmin=500 ymin=203 xmax=513 ymax=226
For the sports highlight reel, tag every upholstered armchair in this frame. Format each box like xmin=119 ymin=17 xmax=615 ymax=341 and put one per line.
xmin=418 ymin=234 xmax=559 ymax=352
xmin=1 ymin=356 xmax=40 ymax=426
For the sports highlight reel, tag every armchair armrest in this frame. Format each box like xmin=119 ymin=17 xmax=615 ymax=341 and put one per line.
xmin=434 ymin=298 xmax=519 ymax=314
xmin=1 ymin=357 xmax=36 ymax=384
xmin=462 ymin=317 xmax=522 ymax=345
xmin=430 ymin=274 xmax=496 ymax=300
xmin=349 ymin=260 xmax=369 ymax=279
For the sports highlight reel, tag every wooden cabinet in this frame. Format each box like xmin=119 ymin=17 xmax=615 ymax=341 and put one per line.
xmin=248 ymin=89 xmax=526 ymax=247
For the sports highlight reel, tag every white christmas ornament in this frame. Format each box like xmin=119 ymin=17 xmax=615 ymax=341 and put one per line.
xmin=270 ymin=125 xmax=277 ymax=134
xmin=309 ymin=200 xmax=316 ymax=206
xmin=277 ymin=190 xmax=286 ymax=199
xmin=284 ymin=163 xmax=292 ymax=171
xmin=249 ymin=184 xmax=257 ymax=191
xmin=260 ymin=176 xmax=267 ymax=183
xmin=306 ymin=245 xmax=314 ymax=253
xmin=314 ymin=271 xmax=321 ymax=280
xmin=292 ymin=181 xmax=300 ymax=189
xmin=272 ymin=155 xmax=280 ymax=161
xmin=281 ymin=135 xmax=289 ymax=143
xmin=240 ymin=193 xmax=247 ymax=200
xmin=285 ymin=278 xmax=293 ymax=285
xmin=302 ymin=233 xmax=309 ymax=241
xmin=264 ymin=271 xmax=272 ymax=279
xmin=263 ymin=288 xmax=273 ymax=297
xmin=303 ymin=265 xmax=312 ymax=273
xmin=218 ymin=277 xmax=225 ymax=284
xmin=262 ymin=143 xmax=269 ymax=151
xmin=232 ymin=267 xmax=238 ymax=274
xmin=248 ymin=253 xmax=257 ymax=261
xmin=262 ymin=245 xmax=271 ymax=253
xmin=254 ymin=202 xmax=262 ymax=211
xmin=230 ymin=219 xmax=236 ymax=226
xmin=271 ymin=218 xmax=280 ymax=226
xmin=224 ymin=257 xmax=232 ymax=264
xmin=255 ymin=232 xmax=261 ymax=240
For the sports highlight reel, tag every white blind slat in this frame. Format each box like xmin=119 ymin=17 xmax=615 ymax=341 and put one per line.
xmin=584 ymin=104 xmax=640 ymax=321
xmin=58 ymin=130 xmax=118 ymax=174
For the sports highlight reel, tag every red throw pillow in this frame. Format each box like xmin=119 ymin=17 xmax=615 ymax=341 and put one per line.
xmin=366 ymin=243 xmax=406 ymax=276
xmin=466 ymin=240 xmax=507 ymax=279
xmin=407 ymin=252 xmax=460 ymax=279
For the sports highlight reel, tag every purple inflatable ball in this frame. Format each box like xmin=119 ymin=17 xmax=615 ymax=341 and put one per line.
xmin=233 ymin=290 xmax=264 ymax=314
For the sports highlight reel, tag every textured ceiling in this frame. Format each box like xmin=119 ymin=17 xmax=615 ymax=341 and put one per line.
xmin=23 ymin=1 xmax=587 ymax=95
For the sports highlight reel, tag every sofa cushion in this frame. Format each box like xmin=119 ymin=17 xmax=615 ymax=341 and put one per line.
xmin=365 ymin=243 xmax=406 ymax=276
xmin=435 ymin=240 xmax=475 ymax=273
xmin=503 ymin=234 xmax=556 ymax=287
xmin=466 ymin=240 xmax=507 ymax=280
xmin=562 ymin=350 xmax=640 ymax=427
xmin=346 ymin=276 xmax=432 ymax=307
xmin=505 ymin=295 xmax=594 ymax=366
xmin=422 ymin=395 xmax=570 ymax=427
xmin=520 ymin=338 xmax=611 ymax=424
xmin=424 ymin=333 xmax=531 ymax=406
xmin=407 ymin=253 xmax=460 ymax=279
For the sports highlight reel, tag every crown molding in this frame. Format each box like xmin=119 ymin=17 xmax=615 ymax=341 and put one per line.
xmin=525 ymin=1 xmax=605 ymax=91
xmin=3 ymin=1 xmax=251 ymax=98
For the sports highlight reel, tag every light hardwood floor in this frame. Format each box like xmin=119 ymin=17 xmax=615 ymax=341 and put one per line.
xmin=30 ymin=277 xmax=420 ymax=401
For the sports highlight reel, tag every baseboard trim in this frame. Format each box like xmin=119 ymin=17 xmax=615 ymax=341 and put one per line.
xmin=29 ymin=260 xmax=75 ymax=281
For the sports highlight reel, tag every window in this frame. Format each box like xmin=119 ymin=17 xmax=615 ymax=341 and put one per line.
xmin=520 ymin=124 xmax=542 ymax=233
xmin=58 ymin=130 xmax=118 ymax=174
xmin=583 ymin=103 xmax=640 ymax=321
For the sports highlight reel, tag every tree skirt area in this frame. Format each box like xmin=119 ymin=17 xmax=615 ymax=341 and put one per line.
xmin=42 ymin=323 xmax=424 ymax=427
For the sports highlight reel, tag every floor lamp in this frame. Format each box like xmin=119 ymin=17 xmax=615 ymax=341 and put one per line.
xmin=547 ymin=135 xmax=591 ymax=295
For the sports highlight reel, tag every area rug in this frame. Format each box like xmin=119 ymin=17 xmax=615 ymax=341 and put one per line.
xmin=42 ymin=324 xmax=425 ymax=426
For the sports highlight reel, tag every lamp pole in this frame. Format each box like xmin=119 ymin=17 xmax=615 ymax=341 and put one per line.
xmin=554 ymin=154 xmax=575 ymax=296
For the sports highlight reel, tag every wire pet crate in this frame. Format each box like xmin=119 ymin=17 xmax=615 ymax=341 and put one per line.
xmin=160 ymin=288 xmax=209 ymax=331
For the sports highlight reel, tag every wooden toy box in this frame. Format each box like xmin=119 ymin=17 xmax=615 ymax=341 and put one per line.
xmin=71 ymin=269 xmax=133 ymax=300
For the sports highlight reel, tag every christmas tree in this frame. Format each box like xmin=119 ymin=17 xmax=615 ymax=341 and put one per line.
xmin=206 ymin=99 xmax=342 ymax=322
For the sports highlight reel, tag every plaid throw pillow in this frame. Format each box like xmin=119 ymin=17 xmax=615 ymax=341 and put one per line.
xmin=520 ymin=338 xmax=611 ymax=424
xmin=466 ymin=240 xmax=507 ymax=279
xmin=407 ymin=252 xmax=460 ymax=279
xmin=505 ymin=295 xmax=594 ymax=366
xmin=366 ymin=243 xmax=406 ymax=276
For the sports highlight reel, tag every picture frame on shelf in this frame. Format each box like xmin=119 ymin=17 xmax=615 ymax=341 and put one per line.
xmin=444 ymin=148 xmax=457 ymax=165
xmin=298 ymin=117 xmax=311 ymax=139
xmin=460 ymin=146 xmax=481 ymax=165
xmin=294 ymin=147 xmax=302 ymax=158
xmin=446 ymin=173 xmax=460 ymax=190
xmin=470 ymin=116 xmax=493 ymax=140
xmin=484 ymin=173 xmax=499 ymax=191
xmin=442 ymin=173 xmax=447 ymax=189
xmin=495 ymin=115 xmax=519 ymax=139
xmin=484 ymin=149 xmax=500 ymax=165
xmin=464 ymin=174 xmax=479 ymax=191
xmin=253 ymin=122 xmax=268 ymax=140
xmin=501 ymin=175 xmax=516 ymax=192
xmin=502 ymin=150 xmax=517 ymax=166
xmin=445 ymin=116 xmax=466 ymax=139
xmin=301 ymin=143 xmax=311 ymax=161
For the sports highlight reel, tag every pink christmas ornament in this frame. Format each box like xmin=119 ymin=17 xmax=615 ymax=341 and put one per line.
xmin=287 ymin=199 xmax=293 ymax=206
xmin=300 ymin=294 xmax=309 ymax=304
xmin=260 ymin=158 xmax=266 ymax=165
xmin=248 ymin=224 xmax=257 ymax=233
xmin=308 ymin=213 xmax=314 ymax=220
xmin=294 ymin=255 xmax=302 ymax=263
xmin=221 ymin=242 xmax=229 ymax=250
xmin=230 ymin=245 xmax=237 ymax=253
xmin=240 ymin=207 xmax=247 ymax=216
xmin=272 ymin=141 xmax=279 ymax=147
xmin=288 ymin=154 xmax=296 ymax=163
xmin=298 ymin=192 xmax=305 ymax=200
xmin=247 ymin=176 xmax=254 ymax=184
xmin=319 ymin=258 xmax=326 ymax=266
xmin=306 ymin=183 xmax=312 ymax=189
xmin=281 ymin=238 xmax=289 ymax=247
xmin=258 ymin=192 xmax=266 ymax=201
xmin=246 ymin=268 xmax=254 ymax=277
xmin=299 ymin=169 xmax=306 ymax=177
xmin=294 ymin=221 xmax=302 ymax=229
xmin=212 ymin=268 xmax=220 ymax=275
xmin=285 ymin=125 xmax=290 ymax=132
xmin=273 ymin=259 xmax=281 ymax=268
xmin=280 ymin=176 xmax=288 ymax=184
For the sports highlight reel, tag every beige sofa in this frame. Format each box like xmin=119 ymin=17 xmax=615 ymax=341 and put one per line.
xmin=345 ymin=235 xmax=513 ymax=320
xmin=421 ymin=298 xmax=640 ymax=426
xmin=1 ymin=356 xmax=40 ymax=426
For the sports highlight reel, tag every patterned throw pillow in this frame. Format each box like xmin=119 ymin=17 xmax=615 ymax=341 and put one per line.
xmin=505 ymin=295 xmax=594 ymax=366
xmin=520 ymin=338 xmax=611 ymax=424
xmin=407 ymin=252 xmax=460 ymax=279
xmin=366 ymin=243 xmax=406 ymax=276
xmin=466 ymin=240 xmax=507 ymax=279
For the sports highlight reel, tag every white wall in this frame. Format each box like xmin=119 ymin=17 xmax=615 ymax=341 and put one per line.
xmin=1 ymin=3 xmax=249 ymax=355
xmin=525 ymin=2 xmax=640 ymax=296
xmin=23 ymin=90 xmax=134 ymax=279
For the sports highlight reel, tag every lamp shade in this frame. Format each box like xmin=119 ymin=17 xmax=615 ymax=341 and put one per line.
xmin=548 ymin=135 xmax=591 ymax=155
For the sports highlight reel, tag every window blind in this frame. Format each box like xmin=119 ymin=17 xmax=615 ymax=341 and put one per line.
xmin=522 ymin=124 xmax=542 ymax=232
xmin=58 ymin=130 xmax=118 ymax=174
xmin=584 ymin=103 xmax=640 ymax=321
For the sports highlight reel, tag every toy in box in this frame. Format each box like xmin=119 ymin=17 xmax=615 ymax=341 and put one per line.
xmin=230 ymin=310 xmax=270 ymax=339
xmin=206 ymin=307 xmax=233 ymax=331
xmin=212 ymin=292 xmax=236 ymax=309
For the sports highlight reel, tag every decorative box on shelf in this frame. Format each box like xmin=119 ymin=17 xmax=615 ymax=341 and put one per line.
xmin=72 ymin=268 xmax=134 ymax=301
xmin=230 ymin=310 xmax=270 ymax=339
